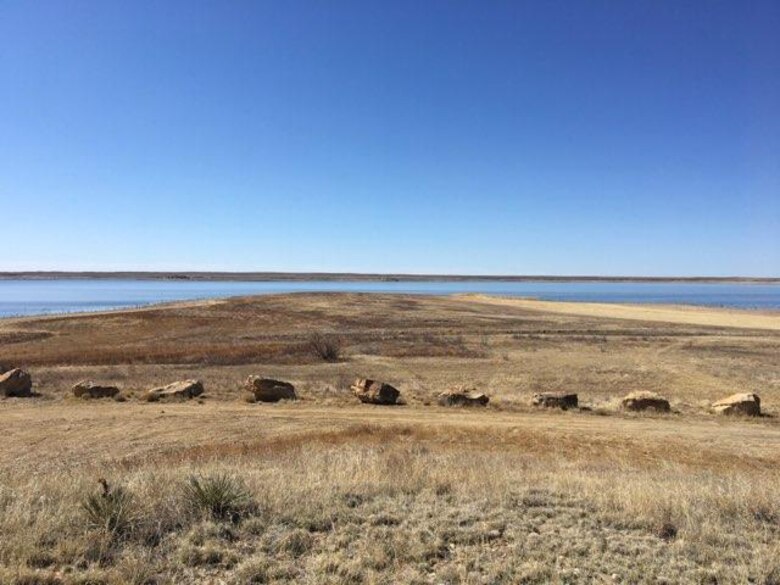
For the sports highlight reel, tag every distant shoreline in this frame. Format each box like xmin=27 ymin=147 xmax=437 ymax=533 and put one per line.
xmin=1 ymin=271 xmax=778 ymax=284
xmin=3 ymin=292 xmax=779 ymax=328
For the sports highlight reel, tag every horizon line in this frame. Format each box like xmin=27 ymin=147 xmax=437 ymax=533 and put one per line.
xmin=1 ymin=271 xmax=778 ymax=283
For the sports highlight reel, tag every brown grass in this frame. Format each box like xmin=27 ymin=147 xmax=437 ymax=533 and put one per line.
xmin=1 ymin=294 xmax=780 ymax=583
xmin=2 ymin=293 xmax=777 ymax=411
xmin=1 ymin=416 xmax=778 ymax=583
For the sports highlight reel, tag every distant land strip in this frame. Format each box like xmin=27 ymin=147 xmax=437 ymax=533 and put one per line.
xmin=0 ymin=272 xmax=778 ymax=283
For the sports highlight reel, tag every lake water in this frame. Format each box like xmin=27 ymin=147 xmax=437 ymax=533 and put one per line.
xmin=0 ymin=279 xmax=779 ymax=318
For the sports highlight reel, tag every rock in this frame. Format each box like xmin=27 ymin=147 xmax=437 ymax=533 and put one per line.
xmin=144 ymin=379 xmax=204 ymax=402
xmin=245 ymin=376 xmax=297 ymax=402
xmin=0 ymin=368 xmax=33 ymax=397
xmin=532 ymin=392 xmax=578 ymax=410
xmin=438 ymin=387 xmax=489 ymax=407
xmin=351 ymin=378 xmax=400 ymax=405
xmin=72 ymin=380 xmax=120 ymax=399
xmin=620 ymin=391 xmax=670 ymax=412
xmin=712 ymin=393 xmax=761 ymax=416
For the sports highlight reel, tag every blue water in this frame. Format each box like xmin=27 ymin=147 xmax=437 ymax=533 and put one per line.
xmin=0 ymin=279 xmax=778 ymax=318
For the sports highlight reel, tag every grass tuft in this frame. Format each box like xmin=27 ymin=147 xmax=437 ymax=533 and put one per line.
xmin=81 ymin=479 xmax=134 ymax=535
xmin=183 ymin=474 xmax=250 ymax=520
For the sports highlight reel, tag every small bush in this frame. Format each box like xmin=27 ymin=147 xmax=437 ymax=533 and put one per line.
xmin=82 ymin=479 xmax=135 ymax=535
xmin=307 ymin=332 xmax=342 ymax=362
xmin=184 ymin=474 xmax=250 ymax=520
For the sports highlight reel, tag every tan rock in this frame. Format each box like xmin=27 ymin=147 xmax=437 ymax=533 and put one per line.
xmin=438 ymin=387 xmax=489 ymax=407
xmin=0 ymin=368 xmax=33 ymax=397
xmin=145 ymin=379 xmax=204 ymax=402
xmin=712 ymin=393 xmax=761 ymax=416
xmin=351 ymin=378 xmax=400 ymax=405
xmin=72 ymin=380 xmax=120 ymax=399
xmin=245 ymin=376 xmax=297 ymax=402
xmin=532 ymin=392 xmax=578 ymax=410
xmin=620 ymin=391 xmax=670 ymax=412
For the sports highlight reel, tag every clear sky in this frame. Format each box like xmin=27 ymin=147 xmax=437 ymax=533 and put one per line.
xmin=2 ymin=1 xmax=778 ymax=276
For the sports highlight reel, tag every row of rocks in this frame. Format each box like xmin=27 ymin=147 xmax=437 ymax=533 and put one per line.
xmin=71 ymin=379 xmax=206 ymax=402
xmin=0 ymin=366 xmax=764 ymax=416
xmin=351 ymin=381 xmax=490 ymax=407
xmin=141 ymin=377 xmax=400 ymax=405
xmin=72 ymin=377 xmax=766 ymax=417
xmin=531 ymin=390 xmax=762 ymax=416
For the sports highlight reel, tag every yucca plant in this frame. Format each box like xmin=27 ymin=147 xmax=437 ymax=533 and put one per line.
xmin=184 ymin=474 xmax=250 ymax=520
xmin=82 ymin=478 xmax=135 ymax=534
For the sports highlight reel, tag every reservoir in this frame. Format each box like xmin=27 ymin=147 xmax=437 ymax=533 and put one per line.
xmin=1 ymin=279 xmax=779 ymax=318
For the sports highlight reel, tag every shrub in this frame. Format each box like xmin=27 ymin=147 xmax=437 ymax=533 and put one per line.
xmin=184 ymin=474 xmax=250 ymax=520
xmin=82 ymin=479 xmax=134 ymax=535
xmin=307 ymin=332 xmax=342 ymax=362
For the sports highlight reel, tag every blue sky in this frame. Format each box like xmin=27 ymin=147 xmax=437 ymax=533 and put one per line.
xmin=1 ymin=1 xmax=778 ymax=276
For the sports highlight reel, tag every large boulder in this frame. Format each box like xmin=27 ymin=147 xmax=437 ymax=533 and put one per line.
xmin=438 ymin=387 xmax=489 ymax=407
xmin=351 ymin=378 xmax=400 ymax=405
xmin=72 ymin=380 xmax=120 ymax=400
xmin=532 ymin=392 xmax=578 ymax=410
xmin=712 ymin=393 xmax=761 ymax=416
xmin=245 ymin=376 xmax=297 ymax=402
xmin=620 ymin=391 xmax=670 ymax=413
xmin=145 ymin=379 xmax=204 ymax=402
xmin=0 ymin=368 xmax=33 ymax=397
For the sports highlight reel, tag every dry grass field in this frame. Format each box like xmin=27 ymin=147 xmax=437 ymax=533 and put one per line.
xmin=1 ymin=293 xmax=779 ymax=584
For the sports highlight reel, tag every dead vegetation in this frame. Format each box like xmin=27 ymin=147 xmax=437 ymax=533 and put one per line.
xmin=0 ymin=425 xmax=778 ymax=584
xmin=2 ymin=293 xmax=777 ymax=412
xmin=307 ymin=332 xmax=343 ymax=362
xmin=1 ymin=293 xmax=780 ymax=583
